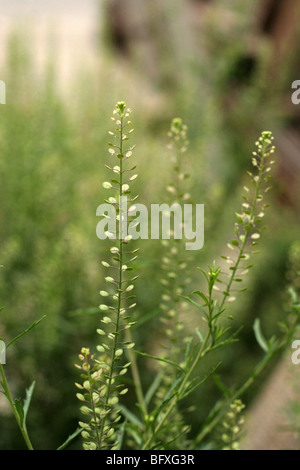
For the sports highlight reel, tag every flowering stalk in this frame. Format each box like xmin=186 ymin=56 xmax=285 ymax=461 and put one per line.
xmin=159 ymin=118 xmax=191 ymax=366
xmin=221 ymin=399 xmax=245 ymax=450
xmin=76 ymin=102 xmax=139 ymax=450
xmin=191 ymin=131 xmax=276 ymax=342
xmin=217 ymin=131 xmax=276 ymax=311
xmin=151 ymin=118 xmax=192 ymax=448
xmin=142 ymin=131 xmax=276 ymax=450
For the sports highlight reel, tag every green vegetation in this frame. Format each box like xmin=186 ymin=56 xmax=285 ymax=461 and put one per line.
xmin=0 ymin=0 xmax=300 ymax=447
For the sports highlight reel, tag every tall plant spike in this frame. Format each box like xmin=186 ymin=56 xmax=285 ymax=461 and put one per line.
xmin=160 ymin=117 xmax=191 ymax=364
xmin=142 ymin=131 xmax=277 ymax=450
xmin=153 ymin=118 xmax=192 ymax=448
xmin=76 ymin=102 xmax=138 ymax=450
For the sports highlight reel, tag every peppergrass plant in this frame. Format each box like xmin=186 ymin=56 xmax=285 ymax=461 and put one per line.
xmin=1 ymin=101 xmax=300 ymax=450
xmin=153 ymin=118 xmax=194 ymax=449
xmin=159 ymin=117 xmax=192 ymax=363
xmin=74 ymin=105 xmax=300 ymax=451
xmin=75 ymin=102 xmax=140 ymax=450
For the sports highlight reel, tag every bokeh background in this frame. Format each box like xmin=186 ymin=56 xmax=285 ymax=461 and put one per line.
xmin=0 ymin=0 xmax=300 ymax=450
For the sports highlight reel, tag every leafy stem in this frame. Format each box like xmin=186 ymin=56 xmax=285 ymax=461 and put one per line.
xmin=192 ymin=311 xmax=300 ymax=447
xmin=0 ymin=363 xmax=34 ymax=450
xmin=99 ymin=114 xmax=125 ymax=446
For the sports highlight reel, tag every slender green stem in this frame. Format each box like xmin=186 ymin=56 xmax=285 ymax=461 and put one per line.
xmin=142 ymin=329 xmax=211 ymax=449
xmin=0 ymin=363 xmax=34 ymax=450
xmin=173 ymin=142 xmax=183 ymax=368
xmin=167 ymin=137 xmax=184 ymax=370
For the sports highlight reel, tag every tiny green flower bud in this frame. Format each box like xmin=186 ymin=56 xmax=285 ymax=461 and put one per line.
xmin=109 ymin=396 xmax=119 ymax=406
xmin=79 ymin=421 xmax=90 ymax=430
xmin=99 ymin=304 xmax=109 ymax=311
xmin=76 ymin=393 xmax=85 ymax=402
xmin=97 ymin=329 xmax=106 ymax=335
xmin=80 ymin=406 xmax=91 ymax=415
xmin=81 ymin=347 xmax=90 ymax=355
xmin=101 ymin=316 xmax=111 ymax=324
xmin=100 ymin=290 xmax=109 ymax=297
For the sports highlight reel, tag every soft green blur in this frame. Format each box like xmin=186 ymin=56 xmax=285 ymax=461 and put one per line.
xmin=0 ymin=0 xmax=299 ymax=449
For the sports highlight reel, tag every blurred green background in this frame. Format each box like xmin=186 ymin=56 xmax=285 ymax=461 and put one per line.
xmin=0 ymin=0 xmax=299 ymax=449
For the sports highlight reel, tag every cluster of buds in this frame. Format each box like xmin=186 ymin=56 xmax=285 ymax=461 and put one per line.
xmin=75 ymin=347 xmax=122 ymax=450
xmin=221 ymin=399 xmax=245 ymax=450
xmin=219 ymin=131 xmax=275 ymax=305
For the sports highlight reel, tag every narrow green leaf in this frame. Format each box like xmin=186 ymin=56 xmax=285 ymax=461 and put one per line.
xmin=185 ymin=342 xmax=199 ymax=369
xmin=7 ymin=316 xmax=46 ymax=349
xmin=116 ymin=421 xmax=127 ymax=450
xmin=195 ymin=328 xmax=204 ymax=343
xmin=214 ymin=375 xmax=232 ymax=398
xmin=197 ymin=267 xmax=209 ymax=283
xmin=209 ymin=338 xmax=239 ymax=353
xmin=126 ymin=425 xmax=142 ymax=446
xmin=135 ymin=351 xmax=184 ymax=371
xmin=164 ymin=373 xmax=185 ymax=402
xmin=132 ymin=309 xmax=161 ymax=328
xmin=184 ymin=337 xmax=193 ymax=363
xmin=57 ymin=427 xmax=82 ymax=450
xmin=118 ymin=404 xmax=143 ymax=429
xmin=180 ymin=295 xmax=208 ymax=317
xmin=145 ymin=371 xmax=163 ymax=407
xmin=211 ymin=308 xmax=225 ymax=322
xmin=192 ymin=291 xmax=209 ymax=305
xmin=23 ymin=381 xmax=35 ymax=432
xmin=253 ymin=318 xmax=269 ymax=353
xmin=151 ymin=373 xmax=185 ymax=427
xmin=181 ymin=363 xmax=221 ymax=400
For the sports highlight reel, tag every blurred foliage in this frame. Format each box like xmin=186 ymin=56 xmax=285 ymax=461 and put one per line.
xmin=0 ymin=0 xmax=300 ymax=448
